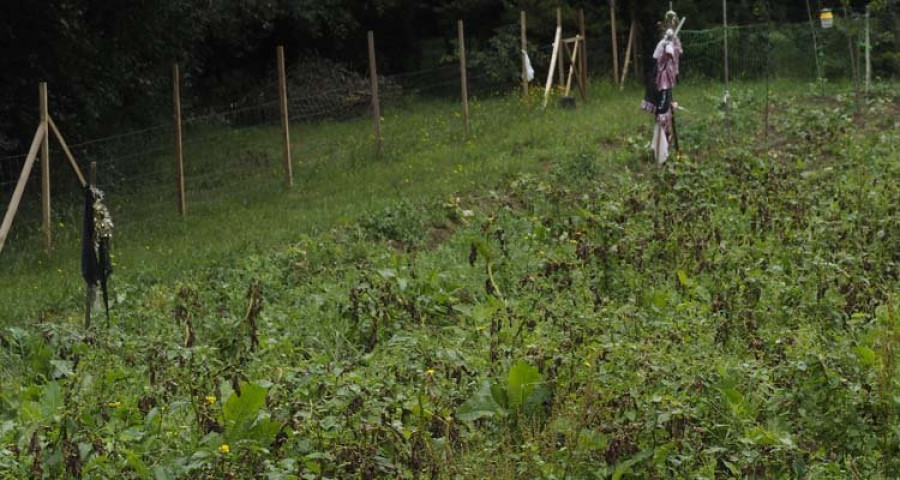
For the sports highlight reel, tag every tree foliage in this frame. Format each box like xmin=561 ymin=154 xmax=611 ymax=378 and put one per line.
xmin=0 ymin=0 xmax=891 ymax=155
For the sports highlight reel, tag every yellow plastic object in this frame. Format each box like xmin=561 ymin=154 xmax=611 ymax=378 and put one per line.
xmin=820 ymin=9 xmax=834 ymax=29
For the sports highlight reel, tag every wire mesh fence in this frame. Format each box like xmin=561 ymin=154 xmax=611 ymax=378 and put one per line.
xmin=0 ymin=16 xmax=888 ymax=256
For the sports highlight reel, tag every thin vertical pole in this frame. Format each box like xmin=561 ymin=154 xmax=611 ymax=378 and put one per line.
xmin=557 ymin=9 xmax=565 ymax=85
xmin=277 ymin=46 xmax=293 ymax=187
xmin=521 ymin=11 xmax=528 ymax=97
xmin=864 ymin=6 xmax=871 ymax=93
xmin=578 ymin=9 xmax=588 ymax=100
xmin=620 ymin=19 xmax=636 ymax=89
xmin=723 ymin=0 xmax=732 ymax=137
xmin=841 ymin=2 xmax=861 ymax=117
xmin=173 ymin=64 xmax=186 ymax=215
xmin=723 ymin=0 xmax=729 ymax=95
xmin=805 ymin=0 xmax=825 ymax=95
xmin=367 ymin=31 xmax=383 ymax=155
xmin=85 ymin=161 xmax=97 ymax=329
xmin=458 ymin=20 xmax=470 ymax=136
xmin=610 ymin=1 xmax=619 ymax=84
xmin=40 ymin=82 xmax=51 ymax=251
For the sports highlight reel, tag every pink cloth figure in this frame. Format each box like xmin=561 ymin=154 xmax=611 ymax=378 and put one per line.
xmin=648 ymin=29 xmax=682 ymax=164
xmin=653 ymin=33 xmax=682 ymax=91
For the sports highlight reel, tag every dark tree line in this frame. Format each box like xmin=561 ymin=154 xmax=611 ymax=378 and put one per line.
xmin=0 ymin=0 xmax=892 ymax=158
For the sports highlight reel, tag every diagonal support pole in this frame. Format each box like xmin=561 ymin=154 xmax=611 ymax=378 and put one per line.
xmin=0 ymin=123 xmax=48 ymax=253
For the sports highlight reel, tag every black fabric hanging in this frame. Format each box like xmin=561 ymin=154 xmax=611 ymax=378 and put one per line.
xmin=81 ymin=186 xmax=99 ymax=283
xmin=81 ymin=186 xmax=112 ymax=324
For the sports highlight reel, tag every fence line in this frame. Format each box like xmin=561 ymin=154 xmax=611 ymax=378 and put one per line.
xmin=0 ymin=19 xmax=883 ymax=257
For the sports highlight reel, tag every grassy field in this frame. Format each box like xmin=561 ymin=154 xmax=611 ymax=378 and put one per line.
xmin=1 ymin=80 xmax=743 ymax=323
xmin=1 ymin=79 xmax=899 ymax=478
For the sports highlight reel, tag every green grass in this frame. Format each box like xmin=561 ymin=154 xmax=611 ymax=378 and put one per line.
xmin=1 ymin=79 xmax=740 ymax=323
xmin=1 ymin=78 xmax=899 ymax=478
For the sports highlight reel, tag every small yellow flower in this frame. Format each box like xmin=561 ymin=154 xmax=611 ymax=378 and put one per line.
xmin=205 ymin=395 xmax=217 ymax=405
xmin=425 ymin=368 xmax=436 ymax=376
xmin=107 ymin=401 xmax=121 ymax=409
xmin=219 ymin=444 xmax=230 ymax=454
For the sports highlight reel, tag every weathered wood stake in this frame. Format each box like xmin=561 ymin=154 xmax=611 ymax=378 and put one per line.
xmin=578 ymin=9 xmax=588 ymax=100
xmin=85 ymin=161 xmax=98 ymax=329
xmin=610 ymin=2 xmax=620 ymax=84
xmin=458 ymin=20 xmax=470 ymax=136
xmin=367 ymin=31 xmax=383 ymax=155
xmin=173 ymin=64 xmax=186 ymax=215
xmin=0 ymin=124 xmax=47 ymax=253
xmin=40 ymin=82 xmax=51 ymax=251
xmin=557 ymin=9 xmax=565 ymax=85
xmin=521 ymin=11 xmax=528 ymax=97
xmin=620 ymin=19 xmax=636 ymax=89
xmin=277 ymin=46 xmax=293 ymax=187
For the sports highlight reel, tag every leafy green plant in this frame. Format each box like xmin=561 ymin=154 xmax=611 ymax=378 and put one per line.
xmin=459 ymin=360 xmax=549 ymax=423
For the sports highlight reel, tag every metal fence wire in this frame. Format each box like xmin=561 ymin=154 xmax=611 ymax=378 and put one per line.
xmin=0 ymin=19 xmax=886 ymax=248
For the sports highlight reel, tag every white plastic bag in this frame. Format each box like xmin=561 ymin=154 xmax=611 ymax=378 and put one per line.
xmin=522 ymin=50 xmax=535 ymax=82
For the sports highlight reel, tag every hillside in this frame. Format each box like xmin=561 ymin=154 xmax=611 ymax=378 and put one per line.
xmin=1 ymin=83 xmax=899 ymax=478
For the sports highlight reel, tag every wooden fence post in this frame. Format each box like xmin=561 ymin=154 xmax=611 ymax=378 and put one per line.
xmin=521 ymin=11 xmax=528 ymax=97
xmin=620 ymin=19 xmax=636 ymax=89
xmin=458 ymin=20 xmax=470 ymax=136
xmin=40 ymin=82 xmax=51 ymax=251
xmin=85 ymin=161 xmax=97 ymax=329
xmin=578 ymin=9 xmax=588 ymax=100
xmin=556 ymin=9 xmax=565 ymax=85
xmin=367 ymin=31 xmax=383 ymax=155
xmin=173 ymin=64 xmax=186 ymax=215
xmin=277 ymin=46 xmax=293 ymax=187
xmin=610 ymin=1 xmax=619 ymax=84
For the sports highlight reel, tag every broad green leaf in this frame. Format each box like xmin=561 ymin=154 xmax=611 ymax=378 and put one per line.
xmin=507 ymin=360 xmax=541 ymax=409
xmin=458 ymin=381 xmax=502 ymax=421
xmin=490 ymin=383 xmax=509 ymax=410
xmin=223 ymin=383 xmax=267 ymax=426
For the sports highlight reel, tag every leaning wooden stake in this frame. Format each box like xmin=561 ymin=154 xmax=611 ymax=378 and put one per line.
xmin=48 ymin=117 xmax=87 ymax=187
xmin=620 ymin=19 xmax=636 ymax=89
xmin=277 ymin=46 xmax=293 ymax=187
xmin=521 ymin=11 xmax=528 ymax=97
xmin=0 ymin=123 xmax=47 ymax=253
xmin=610 ymin=1 xmax=620 ymax=84
xmin=458 ymin=20 xmax=470 ymax=136
xmin=565 ymin=38 xmax=581 ymax=97
xmin=543 ymin=25 xmax=563 ymax=109
xmin=40 ymin=83 xmax=51 ymax=251
xmin=173 ymin=64 xmax=186 ymax=215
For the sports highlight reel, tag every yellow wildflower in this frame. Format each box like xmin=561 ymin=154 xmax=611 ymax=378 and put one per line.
xmin=425 ymin=368 xmax=436 ymax=376
xmin=219 ymin=444 xmax=230 ymax=454
xmin=107 ymin=401 xmax=121 ymax=409
xmin=205 ymin=395 xmax=217 ymax=405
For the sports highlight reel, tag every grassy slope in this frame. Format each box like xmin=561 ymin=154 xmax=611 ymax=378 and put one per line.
xmin=2 ymin=80 xmax=731 ymax=323
xmin=2 ymin=79 xmax=898 ymax=478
